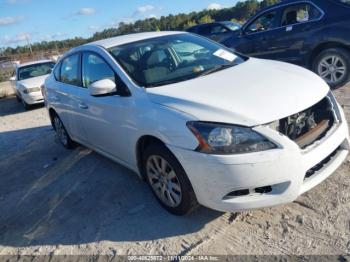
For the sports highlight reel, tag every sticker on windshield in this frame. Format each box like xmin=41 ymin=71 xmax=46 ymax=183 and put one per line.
xmin=213 ymin=49 xmax=236 ymax=62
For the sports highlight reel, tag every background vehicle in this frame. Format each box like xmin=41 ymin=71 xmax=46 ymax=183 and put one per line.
xmin=187 ymin=21 xmax=241 ymax=43
xmin=10 ymin=60 xmax=55 ymax=109
xmin=216 ymin=0 xmax=350 ymax=88
xmin=44 ymin=32 xmax=349 ymax=215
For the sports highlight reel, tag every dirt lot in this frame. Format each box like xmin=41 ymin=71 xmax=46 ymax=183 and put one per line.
xmin=0 ymin=81 xmax=349 ymax=257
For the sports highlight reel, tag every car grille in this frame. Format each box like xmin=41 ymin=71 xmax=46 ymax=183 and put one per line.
xmin=278 ymin=96 xmax=336 ymax=149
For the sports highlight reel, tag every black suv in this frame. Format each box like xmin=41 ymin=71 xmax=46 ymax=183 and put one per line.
xmin=208 ymin=0 xmax=350 ymax=88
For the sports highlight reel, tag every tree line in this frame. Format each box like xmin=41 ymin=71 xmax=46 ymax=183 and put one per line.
xmin=0 ymin=0 xmax=279 ymax=59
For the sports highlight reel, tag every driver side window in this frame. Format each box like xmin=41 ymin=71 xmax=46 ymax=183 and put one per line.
xmin=82 ymin=53 xmax=116 ymax=88
xmin=246 ymin=11 xmax=278 ymax=34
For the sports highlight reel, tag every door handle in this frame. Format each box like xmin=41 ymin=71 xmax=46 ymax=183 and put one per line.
xmin=78 ymin=103 xmax=89 ymax=110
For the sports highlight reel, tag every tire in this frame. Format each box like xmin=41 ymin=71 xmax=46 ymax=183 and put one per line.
xmin=16 ymin=94 xmax=21 ymax=102
xmin=142 ymin=144 xmax=198 ymax=215
xmin=52 ymin=114 xmax=75 ymax=149
xmin=312 ymin=47 xmax=350 ymax=89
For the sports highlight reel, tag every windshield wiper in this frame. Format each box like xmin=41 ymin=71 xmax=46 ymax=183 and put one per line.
xmin=145 ymin=64 xmax=236 ymax=88
xmin=146 ymin=75 xmax=198 ymax=88
xmin=198 ymin=64 xmax=235 ymax=77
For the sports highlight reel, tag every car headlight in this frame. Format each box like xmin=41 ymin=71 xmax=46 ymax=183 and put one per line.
xmin=23 ymin=87 xmax=41 ymax=94
xmin=187 ymin=121 xmax=277 ymax=155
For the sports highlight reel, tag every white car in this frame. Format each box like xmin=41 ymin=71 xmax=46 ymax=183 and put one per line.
xmin=10 ymin=60 xmax=55 ymax=109
xmin=44 ymin=32 xmax=349 ymax=215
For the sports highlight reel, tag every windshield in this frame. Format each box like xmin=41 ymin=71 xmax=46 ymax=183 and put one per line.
xmin=109 ymin=33 xmax=246 ymax=87
xmin=222 ymin=21 xmax=241 ymax=31
xmin=17 ymin=62 xmax=55 ymax=81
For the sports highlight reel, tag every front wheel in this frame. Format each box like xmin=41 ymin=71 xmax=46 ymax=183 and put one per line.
xmin=312 ymin=48 xmax=350 ymax=88
xmin=52 ymin=114 xmax=75 ymax=149
xmin=21 ymin=98 xmax=30 ymax=110
xmin=143 ymin=144 xmax=198 ymax=215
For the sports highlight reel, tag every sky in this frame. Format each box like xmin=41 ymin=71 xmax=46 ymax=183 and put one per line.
xmin=0 ymin=0 xmax=238 ymax=48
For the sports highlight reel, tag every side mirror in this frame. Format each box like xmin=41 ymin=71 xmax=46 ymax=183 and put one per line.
xmin=88 ymin=79 xmax=116 ymax=96
xmin=10 ymin=76 xmax=16 ymax=81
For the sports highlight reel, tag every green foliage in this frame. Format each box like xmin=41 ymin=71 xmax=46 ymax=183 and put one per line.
xmin=1 ymin=0 xmax=280 ymax=58
xmin=184 ymin=20 xmax=197 ymax=29
xmin=198 ymin=15 xmax=214 ymax=24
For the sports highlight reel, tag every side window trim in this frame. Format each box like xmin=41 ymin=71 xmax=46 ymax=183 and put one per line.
xmin=78 ymin=52 xmax=83 ymax=87
xmin=82 ymin=50 xmax=130 ymax=96
xmin=242 ymin=1 xmax=324 ymax=36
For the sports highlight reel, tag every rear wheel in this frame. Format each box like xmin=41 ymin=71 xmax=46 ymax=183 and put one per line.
xmin=143 ymin=144 xmax=198 ymax=215
xmin=52 ymin=114 xmax=75 ymax=149
xmin=312 ymin=48 xmax=350 ymax=88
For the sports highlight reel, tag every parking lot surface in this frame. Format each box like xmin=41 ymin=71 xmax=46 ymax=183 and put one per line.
xmin=0 ymin=82 xmax=349 ymax=256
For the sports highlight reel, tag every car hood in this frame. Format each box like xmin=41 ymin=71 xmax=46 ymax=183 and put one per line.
xmin=18 ymin=74 xmax=49 ymax=88
xmin=146 ymin=58 xmax=329 ymax=126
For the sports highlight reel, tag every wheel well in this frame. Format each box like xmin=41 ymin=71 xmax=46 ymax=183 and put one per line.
xmin=309 ymin=42 xmax=350 ymax=68
xmin=48 ymin=108 xmax=57 ymax=126
xmin=136 ymin=135 xmax=165 ymax=179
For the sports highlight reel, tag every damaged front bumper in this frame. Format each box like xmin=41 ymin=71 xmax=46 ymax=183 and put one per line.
xmin=167 ymin=94 xmax=349 ymax=213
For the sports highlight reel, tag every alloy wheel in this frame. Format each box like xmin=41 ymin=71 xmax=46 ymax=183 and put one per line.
xmin=318 ymin=55 xmax=346 ymax=85
xmin=146 ymin=155 xmax=182 ymax=207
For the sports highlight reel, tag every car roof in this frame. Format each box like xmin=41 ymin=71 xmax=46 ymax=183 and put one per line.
xmin=17 ymin=59 xmax=54 ymax=68
xmin=86 ymin=31 xmax=185 ymax=49
xmin=258 ymin=0 xmax=323 ymax=12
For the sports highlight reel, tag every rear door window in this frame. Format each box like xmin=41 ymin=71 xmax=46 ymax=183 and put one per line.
xmin=281 ymin=4 xmax=322 ymax=26
xmin=60 ymin=54 xmax=80 ymax=86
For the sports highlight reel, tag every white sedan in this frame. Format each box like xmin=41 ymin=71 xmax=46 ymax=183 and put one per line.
xmin=11 ymin=60 xmax=55 ymax=109
xmin=44 ymin=32 xmax=349 ymax=215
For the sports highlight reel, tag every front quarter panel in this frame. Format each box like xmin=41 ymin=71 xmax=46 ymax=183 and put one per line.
xmin=126 ymin=90 xmax=199 ymax=168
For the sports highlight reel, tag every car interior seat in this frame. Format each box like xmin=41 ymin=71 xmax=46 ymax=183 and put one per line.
xmin=142 ymin=49 xmax=170 ymax=84
xmin=284 ymin=10 xmax=298 ymax=26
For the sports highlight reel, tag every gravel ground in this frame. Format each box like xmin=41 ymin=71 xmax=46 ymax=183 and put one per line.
xmin=0 ymin=81 xmax=349 ymax=257
xmin=0 ymin=81 xmax=14 ymax=99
